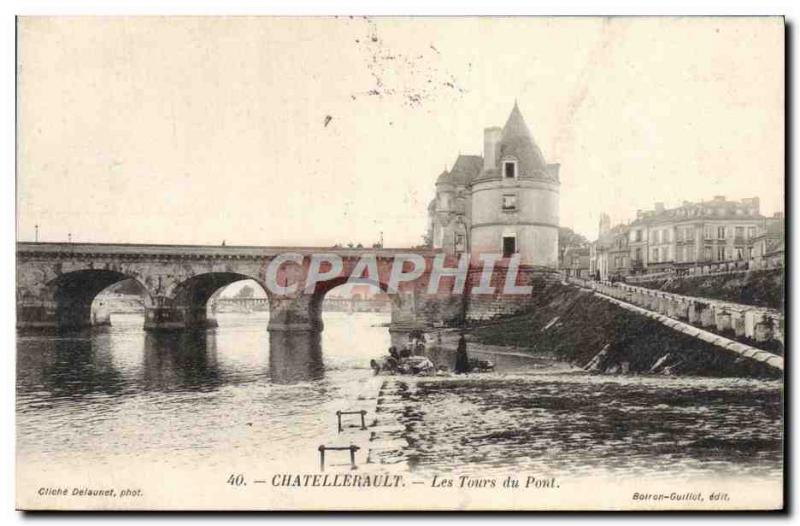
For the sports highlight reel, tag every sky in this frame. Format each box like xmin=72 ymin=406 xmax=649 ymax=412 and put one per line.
xmin=17 ymin=17 xmax=784 ymax=246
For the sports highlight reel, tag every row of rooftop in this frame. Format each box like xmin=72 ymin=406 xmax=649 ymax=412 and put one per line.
xmin=631 ymin=196 xmax=779 ymax=225
xmin=562 ymin=195 xmax=785 ymax=281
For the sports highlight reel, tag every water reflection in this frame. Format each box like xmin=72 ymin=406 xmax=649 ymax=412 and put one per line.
xmin=16 ymin=312 xmax=781 ymax=480
xmin=268 ymin=331 xmax=324 ymax=384
xmin=18 ymin=334 xmax=126 ymax=400
xmin=16 ymin=312 xmax=390 ymax=471
xmin=142 ymin=331 xmax=222 ymax=391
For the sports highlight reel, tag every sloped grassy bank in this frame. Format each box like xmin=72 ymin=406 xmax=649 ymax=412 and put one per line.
xmin=465 ymin=283 xmax=781 ymax=379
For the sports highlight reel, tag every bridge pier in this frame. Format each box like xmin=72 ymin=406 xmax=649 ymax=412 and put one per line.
xmin=143 ymin=305 xmax=218 ymax=331
xmin=267 ymin=295 xmax=321 ymax=333
xmin=17 ymin=301 xmax=114 ymax=331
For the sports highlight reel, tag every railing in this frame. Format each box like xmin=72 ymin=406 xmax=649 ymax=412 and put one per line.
xmin=625 ymin=258 xmax=783 ymax=284
xmin=566 ymin=276 xmax=783 ymax=346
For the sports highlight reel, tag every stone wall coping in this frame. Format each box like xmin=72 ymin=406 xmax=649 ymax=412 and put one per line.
xmin=16 ymin=242 xmax=441 ymax=260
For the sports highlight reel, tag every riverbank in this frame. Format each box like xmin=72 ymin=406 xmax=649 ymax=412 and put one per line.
xmin=444 ymin=283 xmax=780 ymax=379
xmin=366 ymin=369 xmax=782 ymax=480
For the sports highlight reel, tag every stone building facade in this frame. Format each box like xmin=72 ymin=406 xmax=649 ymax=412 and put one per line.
xmin=427 ymin=102 xmax=560 ymax=268
xmin=589 ymin=216 xmax=631 ymax=281
xmin=590 ymin=196 xmax=778 ymax=280
xmin=562 ymin=244 xmax=590 ymax=278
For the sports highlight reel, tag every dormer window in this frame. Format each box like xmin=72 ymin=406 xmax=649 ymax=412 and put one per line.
xmin=503 ymin=160 xmax=517 ymax=179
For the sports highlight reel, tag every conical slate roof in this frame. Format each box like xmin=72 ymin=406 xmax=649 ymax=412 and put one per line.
xmin=448 ymin=155 xmax=483 ymax=185
xmin=498 ymin=102 xmax=548 ymax=177
xmin=435 ymin=168 xmax=452 ymax=185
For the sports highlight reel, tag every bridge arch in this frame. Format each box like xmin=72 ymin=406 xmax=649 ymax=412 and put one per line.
xmin=37 ymin=269 xmax=154 ymax=331
xmin=150 ymin=271 xmax=271 ymax=330
xmin=307 ymin=276 xmax=401 ymax=332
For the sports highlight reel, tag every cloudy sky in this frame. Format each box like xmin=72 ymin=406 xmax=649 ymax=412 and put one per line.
xmin=17 ymin=17 xmax=783 ymax=246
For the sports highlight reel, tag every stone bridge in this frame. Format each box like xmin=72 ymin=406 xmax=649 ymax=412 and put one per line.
xmin=17 ymin=242 xmax=549 ymax=345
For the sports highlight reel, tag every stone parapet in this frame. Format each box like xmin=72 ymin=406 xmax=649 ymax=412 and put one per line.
xmin=566 ymin=276 xmax=784 ymax=347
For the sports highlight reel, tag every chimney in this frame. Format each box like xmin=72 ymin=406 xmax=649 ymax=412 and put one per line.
xmin=599 ymin=213 xmax=611 ymax=236
xmin=713 ymin=195 xmax=725 ymax=202
xmin=483 ymin=127 xmax=502 ymax=171
xmin=654 ymin=202 xmax=665 ymax=213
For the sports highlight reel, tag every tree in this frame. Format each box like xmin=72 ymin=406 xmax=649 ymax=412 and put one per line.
xmin=234 ymin=284 xmax=255 ymax=299
xmin=558 ymin=227 xmax=588 ymax=259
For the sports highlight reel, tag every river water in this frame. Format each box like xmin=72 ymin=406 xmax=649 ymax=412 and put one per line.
xmin=17 ymin=312 xmax=783 ymax=482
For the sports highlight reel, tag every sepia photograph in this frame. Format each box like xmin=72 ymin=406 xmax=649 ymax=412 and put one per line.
xmin=13 ymin=15 xmax=785 ymax=511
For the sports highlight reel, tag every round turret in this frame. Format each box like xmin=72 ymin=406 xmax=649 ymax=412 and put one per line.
xmin=469 ymin=103 xmax=560 ymax=268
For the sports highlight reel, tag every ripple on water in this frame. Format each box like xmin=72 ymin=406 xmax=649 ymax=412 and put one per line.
xmin=16 ymin=313 xmax=783 ymax=479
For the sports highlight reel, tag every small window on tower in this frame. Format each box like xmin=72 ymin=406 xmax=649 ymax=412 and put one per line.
xmin=454 ymin=233 xmax=465 ymax=251
xmin=502 ymin=235 xmax=516 ymax=258
xmin=503 ymin=161 xmax=516 ymax=179
xmin=501 ymin=194 xmax=517 ymax=211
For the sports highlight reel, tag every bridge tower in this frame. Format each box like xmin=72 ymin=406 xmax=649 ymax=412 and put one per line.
xmin=469 ymin=102 xmax=560 ymax=268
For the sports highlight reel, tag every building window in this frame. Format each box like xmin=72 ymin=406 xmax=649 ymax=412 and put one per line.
xmin=735 ymin=247 xmax=744 ymax=260
xmin=454 ymin=233 xmax=465 ymax=251
xmin=652 ymin=248 xmax=659 ymax=263
xmin=717 ymin=226 xmax=726 ymax=240
xmin=503 ymin=161 xmax=517 ymax=179
xmin=686 ymin=227 xmax=695 ymax=241
xmin=704 ymin=246 xmax=712 ymax=261
xmin=635 ymin=230 xmax=642 ymax=242
xmin=748 ymin=226 xmax=756 ymax=239
xmin=502 ymin=235 xmax=516 ymax=258
xmin=704 ymin=227 xmax=714 ymax=240
xmin=686 ymin=246 xmax=695 ymax=262
xmin=735 ymin=226 xmax=744 ymax=240
xmin=717 ymin=246 xmax=726 ymax=261
xmin=501 ymin=194 xmax=517 ymax=211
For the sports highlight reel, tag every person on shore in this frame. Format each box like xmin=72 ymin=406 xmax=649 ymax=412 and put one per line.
xmin=454 ymin=333 xmax=469 ymax=374
xmin=388 ymin=347 xmax=400 ymax=360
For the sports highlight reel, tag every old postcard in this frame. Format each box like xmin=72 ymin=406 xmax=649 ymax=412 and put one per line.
xmin=15 ymin=16 xmax=784 ymax=511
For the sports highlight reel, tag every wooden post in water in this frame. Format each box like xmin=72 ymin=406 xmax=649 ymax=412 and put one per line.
xmin=336 ymin=410 xmax=368 ymax=433
xmin=317 ymin=445 xmax=361 ymax=471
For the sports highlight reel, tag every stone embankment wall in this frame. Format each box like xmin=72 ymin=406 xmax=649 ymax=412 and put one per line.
xmin=464 ymin=267 xmax=561 ymax=321
xmin=630 ymin=269 xmax=783 ymax=310
xmin=579 ymin=279 xmax=783 ymax=352
xmin=467 ymin=283 xmax=781 ymax=379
